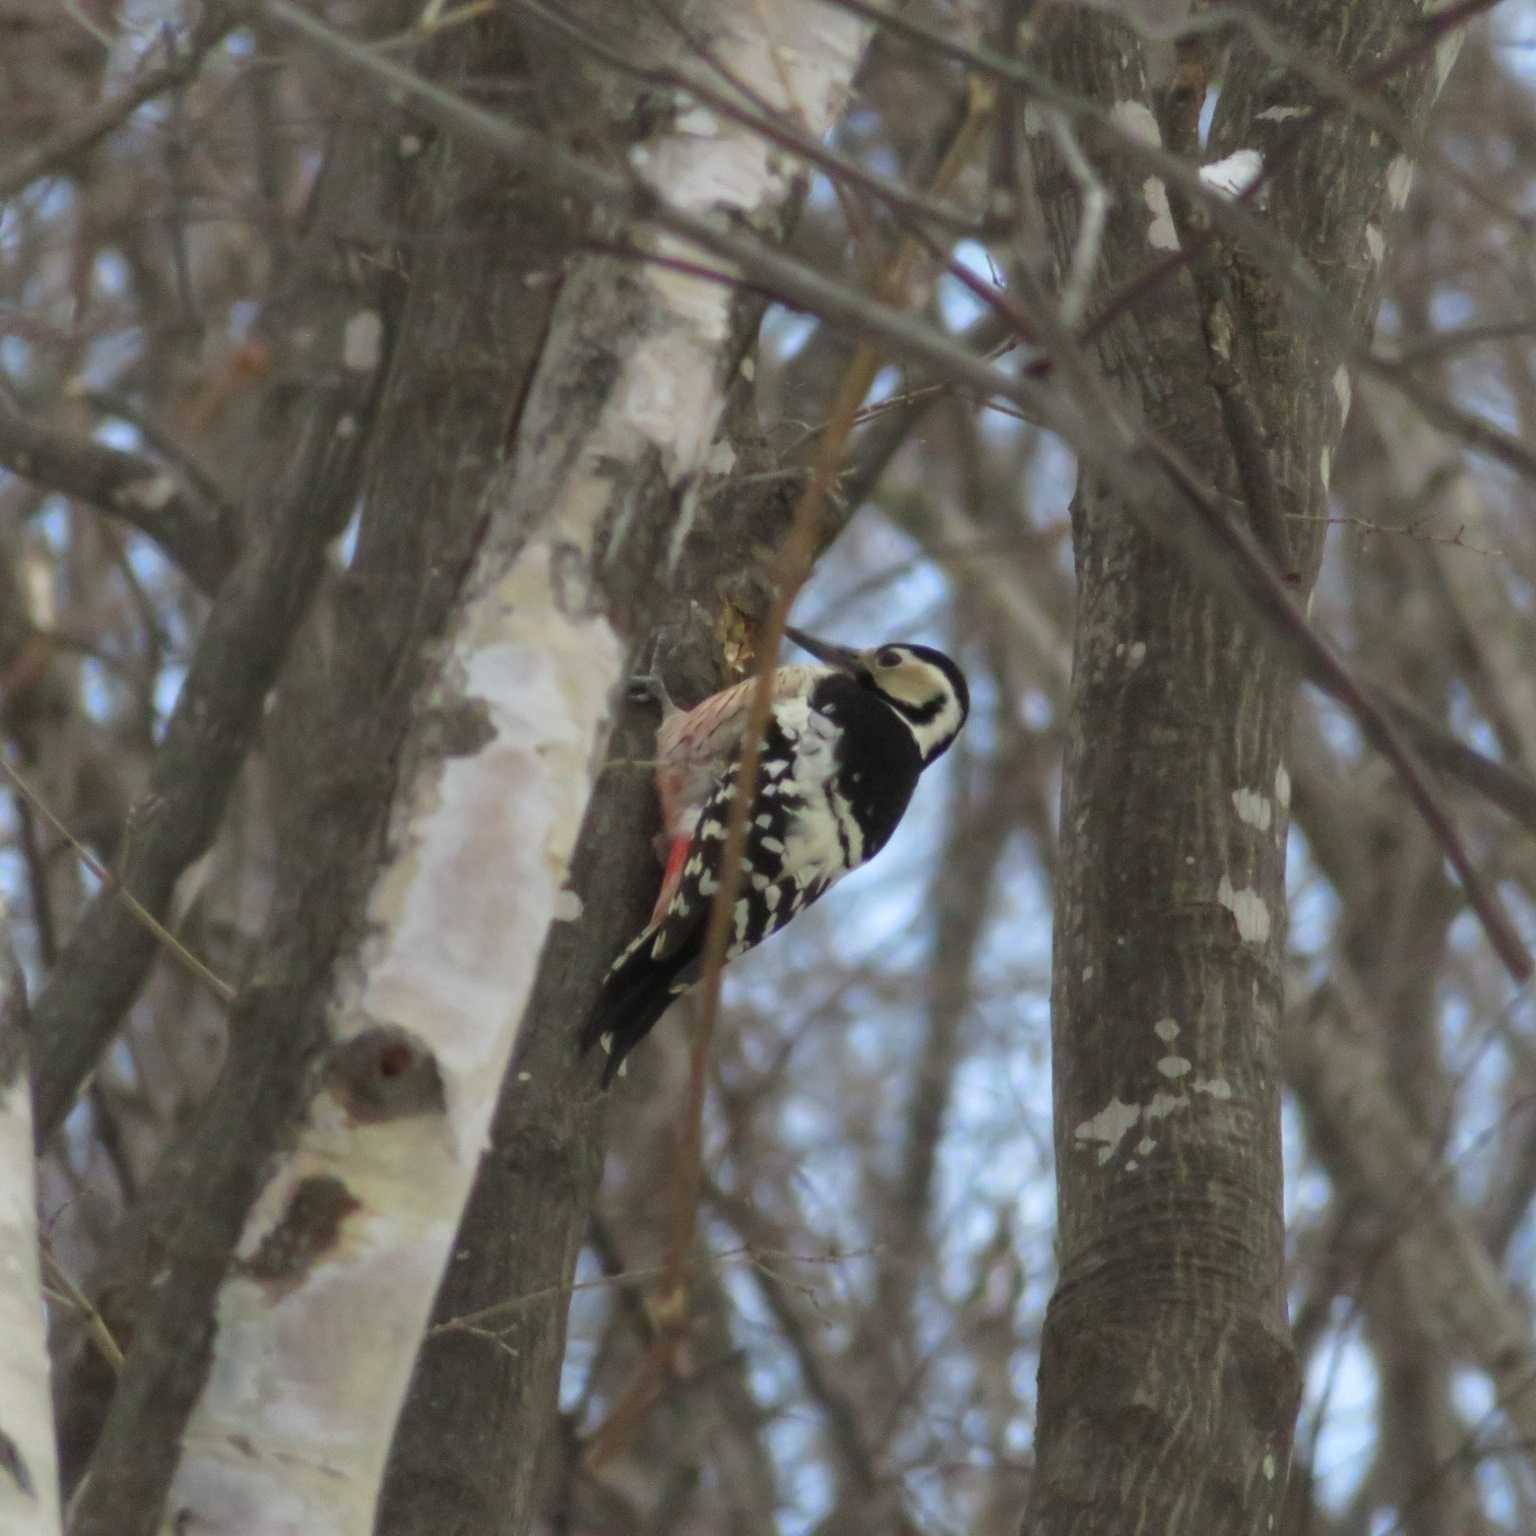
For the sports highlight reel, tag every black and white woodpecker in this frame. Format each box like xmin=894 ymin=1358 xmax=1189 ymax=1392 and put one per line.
xmin=582 ymin=627 xmax=970 ymax=1084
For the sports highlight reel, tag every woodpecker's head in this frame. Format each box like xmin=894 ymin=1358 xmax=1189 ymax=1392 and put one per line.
xmin=785 ymin=627 xmax=970 ymax=764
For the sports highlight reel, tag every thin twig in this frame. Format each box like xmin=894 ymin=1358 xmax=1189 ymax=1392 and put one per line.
xmin=0 ymin=757 xmax=236 ymax=1006
xmin=1140 ymin=427 xmax=1532 ymax=980
xmin=81 ymin=388 xmax=236 ymax=518
xmin=1045 ymin=109 xmax=1108 ymax=330
xmin=1012 ymin=275 xmax=1533 ymax=981
xmin=40 ymin=1246 xmax=124 ymax=1375
xmin=436 ymin=1242 xmax=871 ymax=1338
xmin=1161 ymin=36 xmax=1294 ymax=577
xmin=0 ymin=10 xmax=235 ymax=203
xmin=1393 ymin=319 xmax=1536 ymax=365
xmin=0 ymin=390 xmax=235 ymax=594
xmin=1377 ymin=689 xmax=1536 ymax=838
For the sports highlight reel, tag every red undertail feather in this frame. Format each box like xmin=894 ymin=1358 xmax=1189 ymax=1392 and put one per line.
xmin=649 ymin=833 xmax=693 ymax=927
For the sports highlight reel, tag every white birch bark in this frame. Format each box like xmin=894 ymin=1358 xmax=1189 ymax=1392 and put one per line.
xmin=159 ymin=5 xmax=870 ymax=1532
xmin=0 ymin=911 xmax=62 ymax=1536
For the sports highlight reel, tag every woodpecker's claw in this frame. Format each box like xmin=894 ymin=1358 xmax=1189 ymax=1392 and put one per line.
xmin=625 ymin=672 xmax=670 ymax=707
xmin=626 ymin=631 xmax=679 ymax=709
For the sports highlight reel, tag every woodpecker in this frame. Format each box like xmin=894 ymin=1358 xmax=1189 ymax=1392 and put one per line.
xmin=583 ymin=627 xmax=969 ymax=1084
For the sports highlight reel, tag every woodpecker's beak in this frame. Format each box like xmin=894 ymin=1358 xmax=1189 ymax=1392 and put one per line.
xmin=784 ymin=626 xmax=862 ymax=673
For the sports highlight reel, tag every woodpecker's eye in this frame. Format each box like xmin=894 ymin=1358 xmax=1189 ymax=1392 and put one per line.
xmin=876 ymin=647 xmax=903 ymax=669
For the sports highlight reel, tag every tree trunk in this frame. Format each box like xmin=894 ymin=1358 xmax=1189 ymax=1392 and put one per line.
xmin=1023 ymin=6 xmax=1459 ymax=1530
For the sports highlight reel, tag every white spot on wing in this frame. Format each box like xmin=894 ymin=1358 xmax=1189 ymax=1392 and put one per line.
xmin=1142 ymin=177 xmax=1179 ymax=251
xmin=1153 ymin=1017 xmax=1179 ymax=1043
xmin=1232 ymin=787 xmax=1273 ymax=831
xmin=343 ymin=311 xmax=383 ymax=372
xmin=1332 ymin=365 xmax=1352 ymax=425
xmin=1111 ymin=101 xmax=1162 ymax=147
xmin=675 ymin=106 xmax=719 ymax=136
xmin=1434 ymin=32 xmax=1463 ymax=94
xmin=1157 ymin=1056 xmax=1192 ymax=1078
xmin=1198 ymin=148 xmax=1263 ymax=198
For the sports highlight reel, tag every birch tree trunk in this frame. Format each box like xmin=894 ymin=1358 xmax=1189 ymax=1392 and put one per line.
xmin=0 ymin=918 xmax=60 ymax=1536
xmin=1025 ymin=5 xmax=1462 ymax=1531
xmin=66 ymin=7 xmax=870 ymax=1535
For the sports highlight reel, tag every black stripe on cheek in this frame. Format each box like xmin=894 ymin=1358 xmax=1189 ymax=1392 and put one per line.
xmin=888 ymin=694 xmax=946 ymax=726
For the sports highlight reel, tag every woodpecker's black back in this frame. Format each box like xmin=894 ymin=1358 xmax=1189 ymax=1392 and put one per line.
xmin=584 ymin=650 xmax=964 ymax=1084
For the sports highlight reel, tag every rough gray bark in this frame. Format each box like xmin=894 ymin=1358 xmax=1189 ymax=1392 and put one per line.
xmin=1024 ymin=6 xmax=1455 ymax=1531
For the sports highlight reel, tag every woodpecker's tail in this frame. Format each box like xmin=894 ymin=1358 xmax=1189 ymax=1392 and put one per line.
xmin=581 ymin=930 xmax=700 ymax=1087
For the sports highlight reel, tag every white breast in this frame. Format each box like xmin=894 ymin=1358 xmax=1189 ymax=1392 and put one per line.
xmin=772 ymin=698 xmax=861 ymax=883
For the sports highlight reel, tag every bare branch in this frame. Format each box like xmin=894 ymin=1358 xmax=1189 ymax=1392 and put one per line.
xmin=0 ymin=12 xmax=234 ymax=204
xmin=0 ymin=393 xmax=235 ymax=593
xmin=0 ymin=758 xmax=235 ymax=1007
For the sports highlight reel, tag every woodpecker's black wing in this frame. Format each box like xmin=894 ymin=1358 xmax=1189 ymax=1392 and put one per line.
xmin=582 ymin=713 xmax=832 ymax=1085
